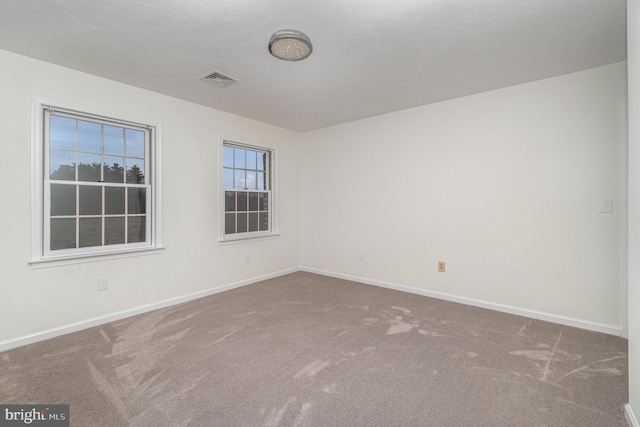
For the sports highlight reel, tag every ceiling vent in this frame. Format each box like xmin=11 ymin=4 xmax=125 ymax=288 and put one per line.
xmin=200 ymin=70 xmax=239 ymax=88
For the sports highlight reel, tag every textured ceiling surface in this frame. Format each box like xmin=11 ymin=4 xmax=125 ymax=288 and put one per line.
xmin=0 ymin=0 xmax=627 ymax=131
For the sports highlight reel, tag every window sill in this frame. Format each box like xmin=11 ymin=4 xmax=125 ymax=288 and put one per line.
xmin=218 ymin=233 xmax=280 ymax=245
xmin=29 ymin=246 xmax=165 ymax=269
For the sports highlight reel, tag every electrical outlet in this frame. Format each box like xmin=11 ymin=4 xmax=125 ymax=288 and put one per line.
xmin=358 ymin=252 xmax=365 ymax=261
xmin=438 ymin=262 xmax=446 ymax=273
xmin=97 ymin=276 xmax=108 ymax=291
xmin=245 ymin=253 xmax=251 ymax=263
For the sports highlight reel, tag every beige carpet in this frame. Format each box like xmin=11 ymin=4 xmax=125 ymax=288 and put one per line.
xmin=0 ymin=272 xmax=628 ymax=426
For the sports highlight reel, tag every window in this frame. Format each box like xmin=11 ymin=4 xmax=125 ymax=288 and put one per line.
xmin=31 ymin=98 xmax=163 ymax=266
xmin=221 ymin=140 xmax=276 ymax=241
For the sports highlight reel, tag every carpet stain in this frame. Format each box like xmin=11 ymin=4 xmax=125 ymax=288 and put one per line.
xmin=541 ymin=331 xmax=563 ymax=382
xmin=509 ymin=350 xmax=557 ymax=362
xmin=418 ymin=329 xmax=449 ymax=337
xmin=554 ymin=355 xmax=627 ymax=384
xmin=509 ymin=346 xmax=584 ymax=383
xmin=99 ymin=327 xmax=114 ymax=344
xmin=506 ymin=331 xmax=618 ymax=383
xmin=295 ymin=360 xmax=330 ymax=379
xmin=386 ymin=320 xmax=414 ymax=335
xmin=514 ymin=319 xmax=532 ymax=339
xmin=88 ymin=360 xmax=130 ymax=421
xmin=322 ymin=383 xmax=337 ymax=393
xmin=391 ymin=306 xmax=412 ymax=316
xmin=160 ymin=310 xmax=204 ymax=329
xmin=263 ymin=396 xmax=297 ymax=427
xmin=213 ymin=326 xmax=245 ymax=343
xmin=163 ymin=326 xmax=195 ymax=343
xmin=292 ymin=402 xmax=314 ymax=427
xmin=555 ymin=396 xmax=611 ymax=418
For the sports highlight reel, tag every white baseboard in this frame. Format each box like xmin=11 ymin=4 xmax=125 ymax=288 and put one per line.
xmin=627 ymin=404 xmax=639 ymax=427
xmin=300 ymin=267 xmax=623 ymax=337
xmin=0 ymin=267 xmax=298 ymax=353
xmin=0 ymin=266 xmax=623 ymax=353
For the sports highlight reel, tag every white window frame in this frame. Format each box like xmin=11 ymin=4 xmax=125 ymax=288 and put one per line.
xmin=30 ymin=97 xmax=163 ymax=268
xmin=218 ymin=138 xmax=279 ymax=243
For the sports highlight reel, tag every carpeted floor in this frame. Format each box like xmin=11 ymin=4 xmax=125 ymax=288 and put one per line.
xmin=0 ymin=272 xmax=629 ymax=426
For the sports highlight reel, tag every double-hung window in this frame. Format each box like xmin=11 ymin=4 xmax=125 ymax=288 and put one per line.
xmin=221 ymin=140 xmax=275 ymax=240
xmin=31 ymin=99 xmax=162 ymax=266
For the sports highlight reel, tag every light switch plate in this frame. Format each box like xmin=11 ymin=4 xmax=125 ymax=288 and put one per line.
xmin=600 ymin=199 xmax=613 ymax=213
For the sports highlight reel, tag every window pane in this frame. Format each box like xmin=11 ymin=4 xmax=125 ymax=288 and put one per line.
xmin=237 ymin=192 xmax=248 ymax=211
xmin=103 ymin=156 xmax=125 ymax=183
xmin=237 ymin=213 xmax=248 ymax=233
xmin=223 ymin=168 xmax=234 ymax=189
xmin=50 ymin=149 xmax=75 ymax=180
xmin=105 ymin=217 xmax=125 ymax=245
xmin=79 ymin=217 xmax=102 ymax=248
xmin=79 ymin=185 xmax=102 ymax=215
xmin=51 ymin=184 xmax=76 ymax=216
xmin=257 ymin=172 xmax=265 ymax=190
xmin=225 ymin=191 xmax=236 ymax=212
xmin=234 ymin=148 xmax=246 ymax=169
xmin=105 ymin=187 xmax=125 ymax=214
xmin=225 ymin=213 xmax=236 ymax=234
xmin=77 ymin=153 xmax=102 ymax=182
xmin=49 ymin=115 xmax=76 ymax=149
xmin=77 ymin=120 xmax=101 ymax=153
xmin=249 ymin=212 xmax=259 ymax=232
xmin=104 ymin=125 xmax=124 ymax=155
xmin=234 ymin=170 xmax=245 ymax=189
xmin=128 ymin=217 xmax=146 ymax=243
xmin=126 ymin=129 xmax=145 ymax=157
xmin=221 ymin=143 xmax=271 ymax=239
xmin=259 ymin=212 xmax=269 ymax=231
xmin=126 ymin=159 xmax=145 ymax=184
xmin=128 ymin=188 xmax=146 ymax=214
xmin=248 ymin=192 xmax=259 ymax=211
xmin=223 ymin=145 xmax=234 ymax=168
xmin=51 ymin=218 xmax=76 ymax=250
xmin=246 ymin=150 xmax=257 ymax=170
xmin=44 ymin=109 xmax=153 ymax=256
xmin=246 ymin=171 xmax=257 ymax=190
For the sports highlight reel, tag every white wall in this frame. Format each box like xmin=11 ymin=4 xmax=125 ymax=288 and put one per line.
xmin=300 ymin=62 xmax=628 ymax=333
xmin=0 ymin=49 xmax=301 ymax=347
xmin=0 ymin=47 xmax=629 ymax=351
xmin=627 ymin=0 xmax=640 ymax=423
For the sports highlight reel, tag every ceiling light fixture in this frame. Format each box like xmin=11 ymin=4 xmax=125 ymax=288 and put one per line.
xmin=268 ymin=29 xmax=313 ymax=61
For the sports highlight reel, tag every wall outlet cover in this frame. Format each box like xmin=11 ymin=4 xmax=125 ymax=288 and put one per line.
xmin=599 ymin=199 xmax=614 ymax=213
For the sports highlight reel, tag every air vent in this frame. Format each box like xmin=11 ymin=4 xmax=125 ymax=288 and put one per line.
xmin=200 ymin=70 xmax=239 ymax=88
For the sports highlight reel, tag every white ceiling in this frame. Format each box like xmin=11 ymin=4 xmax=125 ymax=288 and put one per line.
xmin=0 ymin=0 xmax=627 ymax=132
